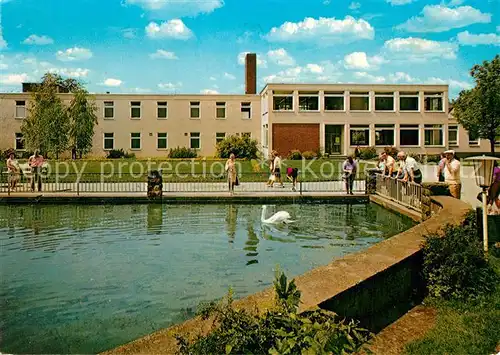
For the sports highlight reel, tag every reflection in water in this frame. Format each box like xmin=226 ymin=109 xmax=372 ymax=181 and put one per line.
xmin=0 ymin=203 xmax=414 ymax=355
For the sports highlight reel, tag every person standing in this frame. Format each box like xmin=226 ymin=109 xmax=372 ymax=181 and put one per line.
xmin=437 ymin=153 xmax=446 ymax=182
xmin=442 ymin=150 xmax=461 ymax=199
xmin=6 ymin=152 xmax=20 ymax=189
xmin=354 ymin=146 xmax=360 ymax=160
xmin=342 ymin=156 xmax=357 ymax=195
xmin=397 ymin=151 xmax=422 ymax=184
xmin=266 ymin=153 xmax=275 ymax=187
xmin=28 ymin=150 xmax=44 ymax=192
xmin=225 ymin=153 xmax=238 ymax=196
xmin=273 ymin=151 xmax=284 ymax=188
xmin=488 ymin=161 xmax=500 ymax=213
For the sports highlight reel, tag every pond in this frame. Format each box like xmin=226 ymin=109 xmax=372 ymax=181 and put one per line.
xmin=0 ymin=203 xmax=415 ymax=354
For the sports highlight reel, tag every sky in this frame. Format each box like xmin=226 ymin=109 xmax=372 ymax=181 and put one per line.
xmin=0 ymin=0 xmax=498 ymax=97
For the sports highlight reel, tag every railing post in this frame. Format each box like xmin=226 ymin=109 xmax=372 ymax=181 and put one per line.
xmin=7 ymin=174 xmax=10 ymax=196
xmin=300 ymin=181 xmax=302 ymax=196
xmin=77 ymin=181 xmax=80 ymax=196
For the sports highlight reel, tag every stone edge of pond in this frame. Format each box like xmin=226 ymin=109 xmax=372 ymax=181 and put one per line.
xmin=100 ymin=195 xmax=471 ymax=355
xmin=0 ymin=193 xmax=369 ymax=205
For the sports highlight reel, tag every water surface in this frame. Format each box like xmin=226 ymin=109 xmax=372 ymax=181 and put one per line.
xmin=0 ymin=203 xmax=414 ymax=354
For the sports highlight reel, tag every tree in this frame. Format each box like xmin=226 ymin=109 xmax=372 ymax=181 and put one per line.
xmin=68 ymin=89 xmax=98 ymax=158
xmin=453 ymin=55 xmax=500 ymax=153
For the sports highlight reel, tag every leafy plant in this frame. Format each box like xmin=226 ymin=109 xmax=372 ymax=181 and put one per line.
xmin=383 ymin=146 xmax=399 ymax=159
xmin=422 ymin=211 xmax=499 ymax=301
xmin=168 ymin=147 xmax=198 ymax=159
xmin=68 ymin=89 xmax=98 ymax=159
xmin=216 ymin=135 xmax=259 ymax=160
xmin=301 ymin=151 xmax=318 ymax=160
xmin=408 ymin=151 xmax=424 ymax=163
xmin=176 ymin=270 xmax=371 ymax=354
xmin=426 ymin=154 xmax=441 ymax=164
xmin=106 ymin=149 xmax=126 ymax=159
xmin=288 ymin=150 xmax=302 ymax=160
xmin=359 ymin=147 xmax=377 ymax=160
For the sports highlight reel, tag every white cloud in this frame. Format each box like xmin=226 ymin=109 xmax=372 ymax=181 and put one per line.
xmin=125 ymin=0 xmax=223 ymax=18
xmin=306 ymin=63 xmax=324 ymax=74
xmin=158 ymin=82 xmax=182 ymax=90
xmin=122 ymin=28 xmax=137 ymax=39
xmin=0 ymin=73 xmax=29 ymax=85
xmin=47 ymin=68 xmax=90 ymax=78
xmin=23 ymin=34 xmax=54 ymax=45
xmin=129 ymin=87 xmax=152 ymax=93
xmin=457 ymin=31 xmax=500 ymax=46
xmin=209 ymin=76 xmax=216 ymax=81
xmin=349 ymin=2 xmax=361 ymax=10
xmin=224 ymin=72 xmax=236 ymax=80
xmin=264 ymin=16 xmax=374 ymax=44
xmin=353 ymin=71 xmax=386 ymax=83
xmin=397 ymin=5 xmax=491 ymax=33
xmin=101 ymin=78 xmax=122 ymax=87
xmin=267 ymin=48 xmax=295 ymax=66
xmin=201 ymin=89 xmax=219 ymax=94
xmin=383 ymin=37 xmax=458 ymax=61
xmin=426 ymin=77 xmax=473 ymax=91
xmin=343 ymin=52 xmax=385 ymax=70
xmin=145 ymin=19 xmax=193 ymax=40
xmin=386 ymin=0 xmax=414 ymax=5
xmin=56 ymin=47 xmax=93 ymax=62
xmin=447 ymin=0 xmax=465 ymax=6
xmin=0 ymin=36 xmax=6 ymax=50
xmin=263 ymin=61 xmax=341 ymax=83
xmin=387 ymin=72 xmax=417 ymax=83
xmin=150 ymin=49 xmax=179 ymax=59
xmin=237 ymin=52 xmax=267 ymax=68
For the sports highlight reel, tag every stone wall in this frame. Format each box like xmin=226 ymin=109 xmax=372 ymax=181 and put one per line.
xmin=421 ymin=182 xmax=451 ymax=220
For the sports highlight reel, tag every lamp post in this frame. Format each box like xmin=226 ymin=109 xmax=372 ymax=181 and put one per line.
xmin=465 ymin=155 xmax=500 ymax=253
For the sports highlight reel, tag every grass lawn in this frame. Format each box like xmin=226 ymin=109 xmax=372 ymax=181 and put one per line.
xmin=0 ymin=158 xmax=373 ymax=182
xmin=404 ymin=254 xmax=500 ymax=355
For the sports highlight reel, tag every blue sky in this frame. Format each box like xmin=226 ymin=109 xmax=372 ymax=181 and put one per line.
xmin=0 ymin=0 xmax=498 ymax=97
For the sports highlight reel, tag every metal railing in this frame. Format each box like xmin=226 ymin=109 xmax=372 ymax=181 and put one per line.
xmin=375 ymin=174 xmax=423 ymax=212
xmin=1 ymin=171 xmax=367 ymax=195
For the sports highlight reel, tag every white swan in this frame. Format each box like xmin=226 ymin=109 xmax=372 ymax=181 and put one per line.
xmin=261 ymin=205 xmax=294 ymax=224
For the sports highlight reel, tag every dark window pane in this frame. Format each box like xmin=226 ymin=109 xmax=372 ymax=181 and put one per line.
xmin=350 ymin=96 xmax=369 ymax=111
xmin=350 ymin=129 xmax=369 ymax=145
xmin=400 ymin=97 xmax=419 ymax=111
xmin=273 ymin=96 xmax=293 ymax=110
xmin=324 ymin=96 xmax=344 ymax=110
xmin=400 ymin=130 xmax=419 ymax=146
xmin=375 ymin=97 xmax=394 ymax=111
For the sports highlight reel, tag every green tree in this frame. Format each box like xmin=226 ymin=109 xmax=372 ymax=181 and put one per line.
xmin=453 ymin=55 xmax=500 ymax=153
xmin=69 ymin=89 xmax=98 ymax=158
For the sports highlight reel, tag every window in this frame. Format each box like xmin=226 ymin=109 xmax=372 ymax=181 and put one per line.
xmin=399 ymin=92 xmax=419 ymax=111
xmin=15 ymin=133 xmax=25 ymax=150
xmin=263 ymin=124 xmax=269 ymax=147
xmin=424 ymin=92 xmax=444 ymax=112
xmin=375 ymin=125 xmax=395 ymax=146
xmin=130 ymin=132 xmax=141 ymax=150
xmin=424 ymin=124 xmax=443 ymax=146
xmin=448 ymin=125 xmax=458 ymax=146
xmin=104 ymin=101 xmax=114 ymax=119
xmin=468 ymin=131 xmax=479 ymax=146
xmin=103 ymin=133 xmax=114 ymax=150
xmin=216 ymin=132 xmax=226 ymax=144
xmin=216 ymin=102 xmax=226 ymax=119
xmin=350 ymin=92 xmax=370 ymax=111
xmin=324 ymin=92 xmax=344 ymax=111
xmin=298 ymin=91 xmax=319 ymax=111
xmin=157 ymin=102 xmax=167 ymax=119
xmin=131 ymin=101 xmax=141 ymax=119
xmin=400 ymin=125 xmax=419 ymax=146
xmin=375 ymin=92 xmax=394 ymax=111
xmin=157 ymin=133 xmax=168 ymax=149
xmin=190 ymin=132 xmax=200 ymax=149
xmin=273 ymin=91 xmax=293 ymax=111
xmin=350 ymin=125 xmax=370 ymax=146
xmin=15 ymin=100 xmax=26 ymax=118
xmin=190 ymin=101 xmax=200 ymax=118
xmin=241 ymin=102 xmax=251 ymax=119
xmin=241 ymin=132 xmax=251 ymax=138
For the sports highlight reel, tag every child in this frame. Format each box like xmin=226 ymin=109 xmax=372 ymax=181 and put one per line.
xmin=266 ymin=154 xmax=275 ymax=187
xmin=286 ymin=167 xmax=299 ymax=191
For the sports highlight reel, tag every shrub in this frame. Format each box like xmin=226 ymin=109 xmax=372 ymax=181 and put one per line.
xmin=168 ymin=147 xmax=198 ymax=159
xmin=216 ymin=135 xmax=259 ymax=160
xmin=359 ymin=146 xmax=377 ymax=160
xmin=288 ymin=150 xmax=302 ymax=160
xmin=384 ymin=146 xmax=399 ymax=159
xmin=176 ymin=270 xmax=371 ymax=354
xmin=408 ymin=151 xmax=424 ymax=163
xmin=422 ymin=211 xmax=499 ymax=301
xmin=106 ymin=149 xmax=125 ymax=159
xmin=426 ymin=154 xmax=441 ymax=164
xmin=301 ymin=151 xmax=318 ymax=160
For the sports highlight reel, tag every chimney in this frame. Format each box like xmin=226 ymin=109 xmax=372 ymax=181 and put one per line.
xmin=245 ymin=53 xmax=257 ymax=95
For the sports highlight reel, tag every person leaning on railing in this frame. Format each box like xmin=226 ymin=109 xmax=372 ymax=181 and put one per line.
xmin=379 ymin=151 xmax=396 ymax=177
xmin=396 ymin=151 xmax=422 ymax=184
xmin=442 ymin=150 xmax=461 ymax=199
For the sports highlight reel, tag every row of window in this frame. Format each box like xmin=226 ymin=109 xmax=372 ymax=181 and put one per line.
xmin=14 ymin=100 xmax=253 ymax=120
xmin=348 ymin=124 xmax=479 ymax=147
xmin=272 ymin=91 xmax=444 ymax=112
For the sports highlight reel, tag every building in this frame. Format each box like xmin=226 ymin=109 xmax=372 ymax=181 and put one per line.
xmin=0 ymin=53 xmax=497 ymax=158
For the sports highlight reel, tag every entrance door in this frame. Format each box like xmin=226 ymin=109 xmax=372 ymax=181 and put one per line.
xmin=325 ymin=125 xmax=343 ymax=155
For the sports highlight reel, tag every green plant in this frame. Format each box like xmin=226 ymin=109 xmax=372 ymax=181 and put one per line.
xmin=176 ymin=270 xmax=371 ymax=355
xmin=408 ymin=151 xmax=424 ymax=163
xmin=359 ymin=147 xmax=377 ymax=160
xmin=426 ymin=154 xmax=441 ymax=164
xmin=106 ymin=149 xmax=126 ymax=159
xmin=168 ymin=147 xmax=198 ymax=159
xmin=422 ymin=211 xmax=499 ymax=301
xmin=288 ymin=150 xmax=302 ymax=160
xmin=216 ymin=135 xmax=259 ymax=160
xmin=301 ymin=151 xmax=318 ymax=160
xmin=383 ymin=146 xmax=399 ymax=159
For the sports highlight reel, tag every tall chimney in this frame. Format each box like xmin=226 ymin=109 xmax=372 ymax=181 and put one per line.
xmin=245 ymin=53 xmax=257 ymax=95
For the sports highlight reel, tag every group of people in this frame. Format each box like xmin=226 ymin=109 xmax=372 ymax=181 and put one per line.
xmin=5 ymin=150 xmax=45 ymax=192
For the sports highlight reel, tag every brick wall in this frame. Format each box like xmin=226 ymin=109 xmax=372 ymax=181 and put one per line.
xmin=245 ymin=54 xmax=257 ymax=95
xmin=272 ymin=123 xmax=320 ymax=156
